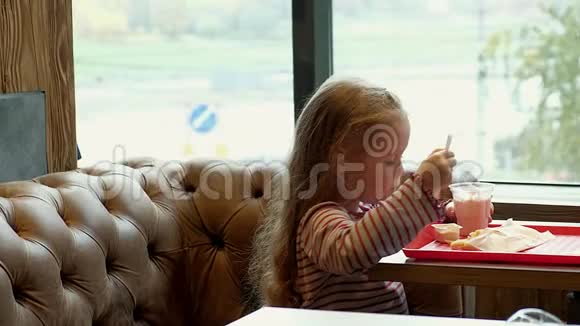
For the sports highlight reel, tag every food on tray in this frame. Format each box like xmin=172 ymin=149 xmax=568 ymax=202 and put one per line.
xmin=449 ymin=219 xmax=555 ymax=252
xmin=449 ymin=238 xmax=479 ymax=251
xmin=432 ymin=223 xmax=462 ymax=243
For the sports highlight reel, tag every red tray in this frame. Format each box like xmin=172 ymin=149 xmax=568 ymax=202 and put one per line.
xmin=403 ymin=222 xmax=580 ymax=266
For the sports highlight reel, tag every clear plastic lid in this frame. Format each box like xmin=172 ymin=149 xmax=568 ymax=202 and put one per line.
xmin=449 ymin=182 xmax=494 ymax=201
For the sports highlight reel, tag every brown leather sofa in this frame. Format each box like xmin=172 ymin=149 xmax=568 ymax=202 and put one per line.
xmin=0 ymin=158 xmax=280 ymax=326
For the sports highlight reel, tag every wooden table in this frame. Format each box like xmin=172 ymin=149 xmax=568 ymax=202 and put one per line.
xmin=370 ymin=251 xmax=580 ymax=290
xmin=229 ymin=307 xmax=506 ymax=325
xmin=370 ymin=221 xmax=580 ymax=291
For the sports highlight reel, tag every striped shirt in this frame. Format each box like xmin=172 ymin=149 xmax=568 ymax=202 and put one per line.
xmin=295 ymin=177 xmax=442 ymax=313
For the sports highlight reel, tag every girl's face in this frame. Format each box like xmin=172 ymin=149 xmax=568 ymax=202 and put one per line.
xmin=340 ymin=116 xmax=411 ymax=205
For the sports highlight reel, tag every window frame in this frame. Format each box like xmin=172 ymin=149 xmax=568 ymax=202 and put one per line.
xmin=292 ymin=0 xmax=333 ymax=121
xmin=292 ymin=0 xmax=580 ymax=222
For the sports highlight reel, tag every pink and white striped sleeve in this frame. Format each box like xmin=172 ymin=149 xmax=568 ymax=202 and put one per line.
xmin=300 ymin=177 xmax=443 ymax=275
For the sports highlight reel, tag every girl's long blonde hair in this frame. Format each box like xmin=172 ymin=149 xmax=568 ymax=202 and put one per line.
xmin=248 ymin=77 xmax=404 ymax=309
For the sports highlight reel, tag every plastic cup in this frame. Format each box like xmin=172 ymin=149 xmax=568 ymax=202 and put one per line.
xmin=449 ymin=182 xmax=494 ymax=236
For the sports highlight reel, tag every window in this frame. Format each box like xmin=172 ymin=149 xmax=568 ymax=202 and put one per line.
xmin=73 ymin=0 xmax=293 ymax=165
xmin=334 ymin=0 xmax=580 ymax=184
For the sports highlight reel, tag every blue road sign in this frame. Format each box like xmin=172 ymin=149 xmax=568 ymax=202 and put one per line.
xmin=189 ymin=104 xmax=217 ymax=134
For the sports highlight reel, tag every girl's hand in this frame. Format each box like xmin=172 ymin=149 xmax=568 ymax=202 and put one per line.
xmin=444 ymin=201 xmax=495 ymax=223
xmin=416 ymin=149 xmax=456 ymax=199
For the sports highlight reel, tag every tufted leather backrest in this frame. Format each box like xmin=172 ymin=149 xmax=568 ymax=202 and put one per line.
xmin=0 ymin=158 xmax=282 ymax=326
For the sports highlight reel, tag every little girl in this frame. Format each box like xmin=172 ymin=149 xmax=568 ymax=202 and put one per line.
xmin=251 ymin=77 xmax=461 ymax=315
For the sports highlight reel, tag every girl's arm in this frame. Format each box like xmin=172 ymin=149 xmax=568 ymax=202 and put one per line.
xmin=301 ymin=176 xmax=444 ymax=275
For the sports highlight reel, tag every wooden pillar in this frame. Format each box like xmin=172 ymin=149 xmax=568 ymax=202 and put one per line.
xmin=0 ymin=0 xmax=76 ymax=173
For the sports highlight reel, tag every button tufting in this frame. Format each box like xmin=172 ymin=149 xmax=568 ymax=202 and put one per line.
xmin=12 ymin=286 xmax=24 ymax=302
xmin=147 ymin=243 xmax=155 ymax=257
xmin=133 ymin=306 xmax=144 ymax=321
xmin=60 ymin=270 xmax=73 ymax=289
xmin=211 ymin=236 xmax=225 ymax=249
xmin=105 ymin=257 xmax=113 ymax=273
xmin=253 ymin=189 xmax=264 ymax=198
xmin=0 ymin=159 xmax=282 ymax=326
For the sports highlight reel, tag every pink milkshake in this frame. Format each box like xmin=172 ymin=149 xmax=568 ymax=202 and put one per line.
xmin=454 ymin=198 xmax=491 ymax=236
xmin=449 ymin=182 xmax=494 ymax=236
